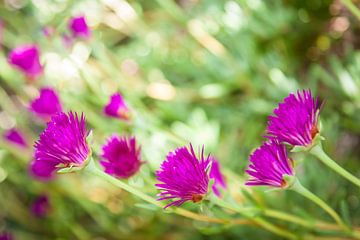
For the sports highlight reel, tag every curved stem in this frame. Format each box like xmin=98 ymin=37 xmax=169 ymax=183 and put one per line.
xmin=310 ymin=144 xmax=360 ymax=188
xmin=341 ymin=0 xmax=360 ymax=21
xmin=290 ymin=179 xmax=353 ymax=236
xmin=213 ymin=198 xmax=297 ymax=240
xmin=85 ymin=161 xmax=247 ymax=224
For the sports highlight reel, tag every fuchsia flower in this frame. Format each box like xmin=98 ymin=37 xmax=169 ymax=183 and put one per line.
xmin=3 ymin=128 xmax=27 ymax=148
xmin=156 ymin=145 xmax=211 ymax=208
xmin=267 ymin=90 xmax=320 ymax=147
xmin=0 ymin=232 xmax=13 ymax=240
xmin=31 ymin=112 xmax=90 ymax=180
xmin=8 ymin=44 xmax=43 ymax=79
xmin=209 ymin=157 xmax=227 ymax=196
xmin=100 ymin=135 xmax=142 ymax=179
xmin=31 ymin=194 xmax=50 ymax=218
xmin=30 ymin=87 xmax=62 ymax=121
xmin=103 ymin=93 xmax=131 ymax=120
xmin=68 ymin=15 xmax=90 ymax=39
xmin=246 ymin=140 xmax=294 ymax=188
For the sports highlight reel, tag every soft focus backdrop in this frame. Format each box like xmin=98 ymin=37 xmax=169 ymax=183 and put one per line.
xmin=0 ymin=0 xmax=359 ymax=239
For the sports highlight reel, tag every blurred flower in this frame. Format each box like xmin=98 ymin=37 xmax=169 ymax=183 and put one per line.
xmin=156 ymin=145 xmax=211 ymax=208
xmin=246 ymin=140 xmax=294 ymax=188
xmin=100 ymin=135 xmax=142 ymax=179
xmin=0 ymin=232 xmax=13 ymax=240
xmin=68 ymin=15 xmax=90 ymax=39
xmin=267 ymin=90 xmax=320 ymax=147
xmin=30 ymin=87 xmax=62 ymax=121
xmin=209 ymin=157 xmax=226 ymax=197
xmin=31 ymin=194 xmax=50 ymax=218
xmin=62 ymin=33 xmax=73 ymax=48
xmin=8 ymin=44 xmax=43 ymax=79
xmin=3 ymin=128 xmax=27 ymax=148
xmin=31 ymin=112 xmax=90 ymax=180
xmin=42 ymin=26 xmax=55 ymax=38
xmin=104 ymin=93 xmax=131 ymax=120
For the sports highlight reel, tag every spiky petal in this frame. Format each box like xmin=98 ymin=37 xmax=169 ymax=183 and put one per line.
xmin=3 ymin=128 xmax=27 ymax=148
xmin=68 ymin=15 xmax=91 ymax=39
xmin=31 ymin=194 xmax=51 ymax=218
xmin=30 ymin=87 xmax=62 ymax=121
xmin=103 ymin=93 xmax=130 ymax=120
xmin=31 ymin=112 xmax=90 ymax=180
xmin=100 ymin=135 xmax=142 ymax=179
xmin=209 ymin=157 xmax=227 ymax=197
xmin=246 ymin=140 xmax=294 ymax=188
xmin=267 ymin=90 xmax=320 ymax=146
xmin=8 ymin=44 xmax=43 ymax=79
xmin=156 ymin=145 xmax=211 ymax=208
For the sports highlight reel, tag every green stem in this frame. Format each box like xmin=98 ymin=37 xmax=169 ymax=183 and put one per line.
xmin=86 ymin=161 xmax=237 ymax=224
xmin=263 ymin=209 xmax=313 ymax=228
xmin=213 ymin=198 xmax=298 ymax=240
xmin=290 ymin=179 xmax=351 ymax=235
xmin=341 ymin=0 xmax=360 ymax=21
xmin=310 ymin=144 xmax=360 ymax=188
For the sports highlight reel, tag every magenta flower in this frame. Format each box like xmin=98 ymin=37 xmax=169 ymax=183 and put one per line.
xmin=31 ymin=112 xmax=90 ymax=180
xmin=267 ymin=90 xmax=320 ymax=147
xmin=209 ymin=157 xmax=227 ymax=197
xmin=0 ymin=232 xmax=13 ymax=240
xmin=103 ymin=93 xmax=131 ymax=120
xmin=8 ymin=44 xmax=43 ymax=79
xmin=100 ymin=135 xmax=142 ymax=179
xmin=31 ymin=194 xmax=50 ymax=218
xmin=246 ymin=140 xmax=294 ymax=188
xmin=156 ymin=145 xmax=211 ymax=208
xmin=68 ymin=15 xmax=90 ymax=39
xmin=3 ymin=128 xmax=27 ymax=148
xmin=30 ymin=87 xmax=62 ymax=121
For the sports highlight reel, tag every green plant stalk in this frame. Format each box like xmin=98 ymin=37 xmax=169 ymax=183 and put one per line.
xmin=86 ymin=161 xmax=238 ymax=224
xmin=290 ymin=179 xmax=355 ymax=238
xmin=341 ymin=0 xmax=360 ymax=21
xmin=213 ymin=198 xmax=297 ymax=240
xmin=310 ymin=144 xmax=360 ymax=188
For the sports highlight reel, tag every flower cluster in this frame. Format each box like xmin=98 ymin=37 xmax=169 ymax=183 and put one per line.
xmin=155 ymin=145 xmax=226 ymax=208
xmin=30 ymin=87 xmax=62 ymax=121
xmin=31 ymin=112 xmax=90 ymax=180
xmin=245 ymin=89 xmax=320 ymax=188
xmin=100 ymin=135 xmax=142 ymax=179
xmin=8 ymin=44 xmax=43 ymax=79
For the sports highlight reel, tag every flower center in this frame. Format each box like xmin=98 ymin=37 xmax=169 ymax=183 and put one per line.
xmin=310 ymin=125 xmax=319 ymax=139
xmin=191 ymin=194 xmax=203 ymax=203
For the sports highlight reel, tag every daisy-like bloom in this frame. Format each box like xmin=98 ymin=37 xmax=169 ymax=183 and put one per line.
xmin=31 ymin=194 xmax=50 ymax=218
xmin=100 ymin=135 xmax=142 ymax=179
xmin=246 ymin=140 xmax=294 ymax=188
xmin=30 ymin=87 xmax=62 ymax=121
xmin=103 ymin=93 xmax=131 ymax=120
xmin=267 ymin=90 xmax=320 ymax=147
xmin=68 ymin=15 xmax=91 ymax=39
xmin=156 ymin=145 xmax=211 ymax=208
xmin=209 ymin=157 xmax=227 ymax=197
xmin=3 ymin=128 xmax=27 ymax=148
xmin=31 ymin=112 xmax=90 ymax=180
xmin=8 ymin=44 xmax=43 ymax=79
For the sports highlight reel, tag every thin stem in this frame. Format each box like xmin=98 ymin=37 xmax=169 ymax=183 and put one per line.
xmin=290 ymin=179 xmax=352 ymax=236
xmin=85 ymin=161 xmax=246 ymax=225
xmin=263 ymin=209 xmax=313 ymax=228
xmin=341 ymin=0 xmax=360 ymax=21
xmin=213 ymin=198 xmax=297 ymax=240
xmin=310 ymin=144 xmax=360 ymax=188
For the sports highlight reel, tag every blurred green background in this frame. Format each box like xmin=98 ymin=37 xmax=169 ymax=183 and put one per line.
xmin=0 ymin=0 xmax=359 ymax=239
